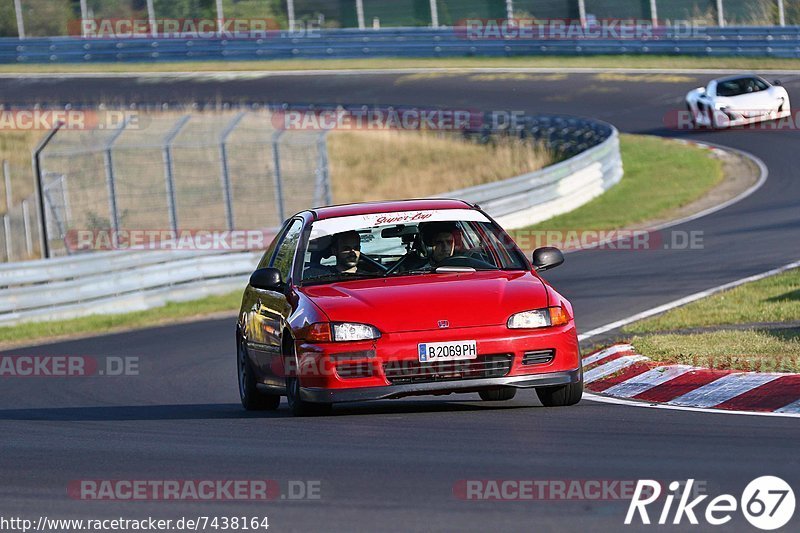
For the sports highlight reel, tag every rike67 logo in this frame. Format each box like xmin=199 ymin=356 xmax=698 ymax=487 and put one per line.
xmin=626 ymin=477 xmax=795 ymax=530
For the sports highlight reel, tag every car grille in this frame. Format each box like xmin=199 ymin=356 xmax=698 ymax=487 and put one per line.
xmin=383 ymin=354 xmax=513 ymax=385
xmin=522 ymin=349 xmax=555 ymax=366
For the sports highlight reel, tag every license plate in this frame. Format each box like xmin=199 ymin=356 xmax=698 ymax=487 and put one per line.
xmin=418 ymin=340 xmax=478 ymax=362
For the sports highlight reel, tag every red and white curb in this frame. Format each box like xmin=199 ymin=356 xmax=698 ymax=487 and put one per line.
xmin=583 ymin=344 xmax=800 ymax=414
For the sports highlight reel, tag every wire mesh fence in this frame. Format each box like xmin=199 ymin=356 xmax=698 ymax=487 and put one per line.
xmin=0 ymin=110 xmax=330 ymax=261
xmin=2 ymin=0 xmax=797 ymax=38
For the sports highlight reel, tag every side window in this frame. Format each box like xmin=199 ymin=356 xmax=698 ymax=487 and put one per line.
xmin=271 ymin=219 xmax=303 ymax=281
xmin=257 ymin=223 xmax=290 ymax=270
xmin=754 ymin=78 xmax=769 ymax=92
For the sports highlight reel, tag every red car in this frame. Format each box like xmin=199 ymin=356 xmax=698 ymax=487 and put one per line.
xmin=236 ymin=199 xmax=582 ymax=416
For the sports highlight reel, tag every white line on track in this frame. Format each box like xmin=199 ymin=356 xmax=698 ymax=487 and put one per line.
xmin=577 ymin=258 xmax=800 ymax=342
xmin=566 ymin=143 xmax=769 ymax=259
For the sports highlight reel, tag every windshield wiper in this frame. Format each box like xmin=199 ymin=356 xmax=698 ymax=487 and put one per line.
xmin=302 ymin=271 xmax=381 ymax=286
xmin=386 ymin=267 xmax=435 ymax=277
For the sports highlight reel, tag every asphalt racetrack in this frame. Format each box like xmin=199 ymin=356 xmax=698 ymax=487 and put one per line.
xmin=1 ymin=70 xmax=798 ymax=532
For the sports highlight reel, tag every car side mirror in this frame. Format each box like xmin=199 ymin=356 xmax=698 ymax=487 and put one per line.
xmin=773 ymin=80 xmax=782 ymax=86
xmin=250 ymin=268 xmax=283 ymax=291
xmin=532 ymin=247 xmax=565 ymax=272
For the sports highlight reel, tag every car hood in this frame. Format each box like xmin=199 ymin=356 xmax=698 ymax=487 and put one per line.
xmin=300 ymin=270 xmax=550 ymax=333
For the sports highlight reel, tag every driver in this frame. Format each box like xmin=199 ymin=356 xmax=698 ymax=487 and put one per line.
xmin=304 ymin=230 xmax=368 ymax=279
xmin=331 ymin=230 xmax=363 ymax=273
xmin=420 ymin=222 xmax=465 ymax=268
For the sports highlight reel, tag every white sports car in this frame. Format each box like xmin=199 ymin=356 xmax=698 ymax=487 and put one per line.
xmin=686 ymin=75 xmax=791 ymax=129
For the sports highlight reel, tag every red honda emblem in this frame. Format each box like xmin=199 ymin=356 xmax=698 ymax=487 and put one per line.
xmin=438 ymin=320 xmax=449 ymax=329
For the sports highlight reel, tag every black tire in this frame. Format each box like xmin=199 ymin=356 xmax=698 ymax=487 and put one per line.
xmin=286 ymin=376 xmax=333 ymax=417
xmin=686 ymin=103 xmax=698 ymax=129
xmin=237 ymin=336 xmax=280 ymax=411
xmin=536 ymin=379 xmax=583 ymax=407
xmin=284 ymin=341 xmax=332 ymax=417
xmin=478 ymin=387 xmax=517 ymax=401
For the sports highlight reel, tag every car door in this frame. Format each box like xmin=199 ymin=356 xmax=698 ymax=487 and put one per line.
xmin=250 ymin=218 xmax=304 ymax=387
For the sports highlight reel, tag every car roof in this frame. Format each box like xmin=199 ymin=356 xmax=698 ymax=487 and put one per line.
xmin=308 ymin=199 xmax=474 ymax=220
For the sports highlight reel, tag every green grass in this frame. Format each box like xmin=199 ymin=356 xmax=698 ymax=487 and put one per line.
xmin=623 ymin=268 xmax=800 ymax=372
xmin=0 ymin=291 xmax=242 ymax=346
xmin=630 ymin=330 xmax=800 ymax=373
xmin=625 ymin=268 xmax=800 ymax=334
xmin=513 ymin=134 xmax=723 ymax=237
xmin=3 ymin=55 xmax=800 ymax=73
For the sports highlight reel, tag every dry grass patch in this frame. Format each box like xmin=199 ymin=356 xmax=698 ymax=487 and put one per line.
xmin=328 ymin=130 xmax=552 ymax=203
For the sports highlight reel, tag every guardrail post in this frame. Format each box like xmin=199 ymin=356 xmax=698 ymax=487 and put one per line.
xmin=3 ymin=160 xmax=11 ymax=212
xmin=716 ymin=0 xmax=725 ymax=27
xmin=778 ymin=0 xmax=786 ymax=26
xmin=219 ymin=111 xmax=245 ymax=230
xmin=21 ymin=199 xmax=32 ymax=257
xmin=506 ymin=0 xmax=514 ymax=20
xmin=316 ymin=132 xmax=332 ymax=206
xmin=1 ymin=160 xmax=9 ymax=260
xmin=650 ymin=0 xmax=658 ymax=26
xmin=287 ymin=0 xmax=296 ymax=32
xmin=162 ymin=115 xmax=190 ymax=233
xmin=215 ymin=0 xmax=225 ymax=37
xmin=103 ymin=117 xmax=130 ymax=247
xmin=147 ymin=0 xmax=157 ymax=37
xmin=80 ymin=0 xmax=88 ymax=37
xmin=578 ymin=0 xmax=587 ymax=27
xmin=356 ymin=0 xmax=366 ymax=30
xmin=31 ymin=122 xmax=64 ymax=259
xmin=429 ymin=0 xmax=439 ymax=28
xmin=2 ymin=215 xmax=10 ymax=261
xmin=13 ymin=0 xmax=24 ymax=39
xmin=271 ymin=131 xmax=286 ymax=223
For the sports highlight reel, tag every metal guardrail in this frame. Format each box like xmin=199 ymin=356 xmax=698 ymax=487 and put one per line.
xmin=448 ymin=122 xmax=622 ymax=230
xmin=0 ymin=112 xmax=621 ymax=327
xmin=2 ymin=26 xmax=800 ymax=63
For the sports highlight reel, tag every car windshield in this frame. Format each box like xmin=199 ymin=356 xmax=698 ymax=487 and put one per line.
xmin=300 ymin=208 xmax=527 ymax=285
xmin=716 ymin=78 xmax=763 ymax=97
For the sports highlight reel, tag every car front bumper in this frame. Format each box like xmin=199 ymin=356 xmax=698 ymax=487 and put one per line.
xmin=300 ymin=368 xmax=581 ymax=403
xmin=294 ymin=323 xmax=581 ymax=404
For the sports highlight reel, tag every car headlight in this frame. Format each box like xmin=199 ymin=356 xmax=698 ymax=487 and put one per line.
xmin=332 ymin=322 xmax=381 ymax=342
xmin=507 ymin=307 xmax=570 ymax=329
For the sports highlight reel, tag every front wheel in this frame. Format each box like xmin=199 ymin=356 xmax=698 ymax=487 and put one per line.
xmin=286 ymin=376 xmax=332 ymax=417
xmin=536 ymin=379 xmax=583 ymax=407
xmin=238 ymin=338 xmax=280 ymax=411
xmin=478 ymin=387 xmax=517 ymax=401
